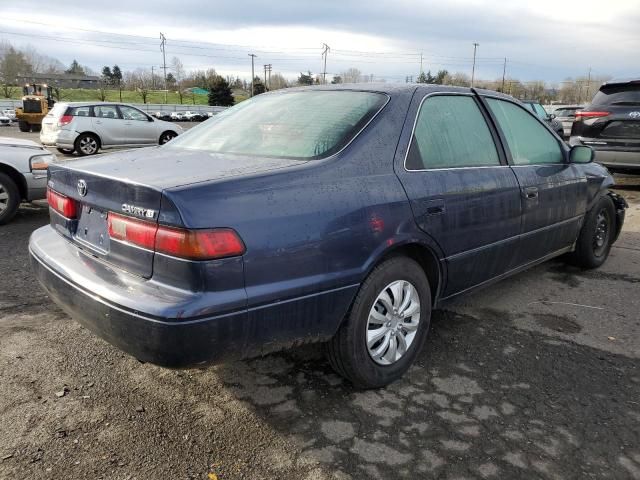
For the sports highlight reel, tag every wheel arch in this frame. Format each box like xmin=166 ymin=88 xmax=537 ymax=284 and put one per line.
xmin=159 ymin=130 xmax=178 ymax=143
xmin=0 ymin=163 xmax=27 ymax=200
xmin=365 ymin=240 xmax=444 ymax=307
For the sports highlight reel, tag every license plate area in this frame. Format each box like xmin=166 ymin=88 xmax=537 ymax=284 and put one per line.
xmin=73 ymin=204 xmax=110 ymax=254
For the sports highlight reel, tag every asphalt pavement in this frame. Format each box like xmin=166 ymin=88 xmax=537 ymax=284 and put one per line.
xmin=0 ymin=129 xmax=639 ymax=479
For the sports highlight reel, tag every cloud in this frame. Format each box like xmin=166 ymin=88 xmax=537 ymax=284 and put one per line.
xmin=0 ymin=0 xmax=636 ymax=82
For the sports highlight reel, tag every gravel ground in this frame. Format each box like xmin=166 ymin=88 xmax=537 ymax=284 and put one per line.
xmin=0 ymin=140 xmax=639 ymax=479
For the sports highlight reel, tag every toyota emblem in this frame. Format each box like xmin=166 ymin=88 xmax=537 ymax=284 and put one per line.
xmin=77 ymin=179 xmax=88 ymax=197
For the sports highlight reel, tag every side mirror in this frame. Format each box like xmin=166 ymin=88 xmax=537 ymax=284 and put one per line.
xmin=570 ymin=145 xmax=594 ymax=164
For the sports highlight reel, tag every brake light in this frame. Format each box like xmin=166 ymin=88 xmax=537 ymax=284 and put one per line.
xmin=47 ymin=188 xmax=77 ymax=219
xmin=58 ymin=114 xmax=73 ymax=126
xmin=107 ymin=212 xmax=245 ymax=260
xmin=575 ymin=111 xmax=610 ymax=120
xmin=108 ymin=213 xmax=157 ymax=250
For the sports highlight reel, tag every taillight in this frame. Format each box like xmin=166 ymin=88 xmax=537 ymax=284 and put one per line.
xmin=575 ymin=111 xmax=610 ymax=120
xmin=58 ymin=115 xmax=73 ymax=126
xmin=47 ymin=188 xmax=77 ymax=219
xmin=108 ymin=213 xmax=157 ymax=250
xmin=107 ymin=212 xmax=245 ymax=260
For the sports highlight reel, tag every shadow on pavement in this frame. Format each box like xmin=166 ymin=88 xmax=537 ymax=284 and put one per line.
xmin=215 ymin=307 xmax=640 ymax=479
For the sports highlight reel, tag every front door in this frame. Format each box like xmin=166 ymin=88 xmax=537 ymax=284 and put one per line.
xmin=395 ymin=93 xmax=522 ymax=298
xmin=483 ymin=97 xmax=587 ymax=264
xmin=118 ymin=105 xmax=157 ymax=145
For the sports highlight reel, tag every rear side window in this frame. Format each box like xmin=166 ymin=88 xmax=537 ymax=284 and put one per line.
xmin=94 ymin=105 xmax=119 ymax=119
xmin=406 ymin=95 xmax=500 ymax=170
xmin=592 ymin=84 xmax=640 ymax=106
xmin=487 ymin=98 xmax=563 ymax=165
xmin=69 ymin=106 xmax=91 ymax=117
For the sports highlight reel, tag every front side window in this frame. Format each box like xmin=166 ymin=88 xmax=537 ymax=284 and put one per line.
xmin=93 ymin=105 xmax=119 ymax=119
xmin=167 ymin=90 xmax=387 ymax=160
xmin=406 ymin=95 xmax=500 ymax=170
xmin=120 ymin=106 xmax=148 ymax=122
xmin=487 ymin=98 xmax=564 ymax=165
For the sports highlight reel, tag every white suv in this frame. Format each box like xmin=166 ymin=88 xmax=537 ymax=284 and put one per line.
xmin=40 ymin=102 xmax=183 ymax=156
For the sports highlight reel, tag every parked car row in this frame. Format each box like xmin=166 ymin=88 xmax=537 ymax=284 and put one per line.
xmin=1 ymin=109 xmax=17 ymax=126
xmin=152 ymin=111 xmax=213 ymax=122
xmin=29 ymin=84 xmax=627 ymax=389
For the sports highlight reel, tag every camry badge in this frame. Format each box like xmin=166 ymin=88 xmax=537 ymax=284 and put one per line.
xmin=122 ymin=203 xmax=156 ymax=219
xmin=77 ymin=179 xmax=88 ymax=197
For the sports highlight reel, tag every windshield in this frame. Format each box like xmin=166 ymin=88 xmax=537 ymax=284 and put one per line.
xmin=167 ymin=90 xmax=388 ymax=160
xmin=592 ymin=84 xmax=640 ymax=106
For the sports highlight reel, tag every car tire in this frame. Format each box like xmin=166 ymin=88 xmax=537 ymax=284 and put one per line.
xmin=18 ymin=121 xmax=30 ymax=132
xmin=74 ymin=133 xmax=100 ymax=156
xmin=159 ymin=131 xmax=177 ymax=145
xmin=31 ymin=124 xmax=41 ymax=133
xmin=567 ymin=194 xmax=616 ymax=269
xmin=57 ymin=147 xmax=75 ymax=155
xmin=0 ymin=172 xmax=21 ymax=225
xmin=326 ymin=256 xmax=432 ymax=389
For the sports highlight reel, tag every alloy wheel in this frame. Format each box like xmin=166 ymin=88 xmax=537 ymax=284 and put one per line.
xmin=79 ymin=137 xmax=98 ymax=155
xmin=366 ymin=280 xmax=421 ymax=365
xmin=0 ymin=182 xmax=8 ymax=213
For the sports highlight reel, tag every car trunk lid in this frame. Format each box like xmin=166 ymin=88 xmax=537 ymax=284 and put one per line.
xmin=48 ymin=163 xmax=163 ymax=278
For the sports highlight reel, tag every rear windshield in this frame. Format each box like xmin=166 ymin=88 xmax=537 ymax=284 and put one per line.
xmin=166 ymin=90 xmax=388 ymax=160
xmin=47 ymin=103 xmax=68 ymax=117
xmin=592 ymin=84 xmax=640 ymax=106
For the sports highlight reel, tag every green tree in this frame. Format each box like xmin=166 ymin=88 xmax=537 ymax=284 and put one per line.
xmin=331 ymin=75 xmax=342 ymax=84
xmin=253 ymin=76 xmax=266 ymax=95
xmin=0 ymin=46 xmax=32 ymax=97
xmin=166 ymin=72 xmax=176 ymax=89
xmin=65 ymin=59 xmax=85 ymax=75
xmin=416 ymin=71 xmax=428 ymax=83
xmin=208 ymin=75 xmax=234 ymax=106
xmin=297 ymin=71 xmax=313 ymax=86
xmin=435 ymin=69 xmax=449 ymax=85
xmin=101 ymin=66 xmax=112 ymax=82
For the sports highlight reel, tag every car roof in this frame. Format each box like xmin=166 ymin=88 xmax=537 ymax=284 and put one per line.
xmin=55 ymin=101 xmax=137 ymax=107
xmin=602 ymin=78 xmax=640 ymax=87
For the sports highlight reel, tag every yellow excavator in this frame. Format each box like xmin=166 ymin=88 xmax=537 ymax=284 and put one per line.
xmin=15 ymin=83 xmax=55 ymax=132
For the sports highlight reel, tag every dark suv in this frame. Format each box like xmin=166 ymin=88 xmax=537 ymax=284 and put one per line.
xmin=571 ymin=79 xmax=640 ymax=172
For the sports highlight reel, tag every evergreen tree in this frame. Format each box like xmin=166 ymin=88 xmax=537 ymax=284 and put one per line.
xmin=208 ymin=75 xmax=235 ymax=106
xmin=111 ymin=65 xmax=122 ymax=84
xmin=253 ymin=76 xmax=266 ymax=95
xmin=65 ymin=59 xmax=85 ymax=75
xmin=435 ymin=69 xmax=449 ymax=85
xmin=416 ymin=71 xmax=428 ymax=83
xmin=101 ymin=66 xmax=112 ymax=83
xmin=297 ymin=71 xmax=313 ymax=86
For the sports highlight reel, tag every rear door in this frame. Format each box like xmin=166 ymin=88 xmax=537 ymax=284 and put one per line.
xmin=483 ymin=96 xmax=587 ymax=264
xmin=395 ymin=92 xmax=522 ymax=298
xmin=92 ymin=105 xmax=123 ymax=146
xmin=118 ymin=105 xmax=158 ymax=145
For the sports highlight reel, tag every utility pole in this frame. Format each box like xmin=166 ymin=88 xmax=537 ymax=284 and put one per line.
xmin=248 ymin=54 xmax=257 ymax=96
xmin=160 ymin=32 xmax=168 ymax=103
xmin=267 ymin=64 xmax=272 ymax=90
xmin=471 ymin=43 xmax=479 ymax=88
xmin=263 ymin=64 xmax=267 ymax=89
xmin=586 ymin=67 xmax=592 ymax=102
xmin=501 ymin=57 xmax=507 ymax=92
xmin=321 ymin=43 xmax=330 ymax=84
xmin=420 ymin=52 xmax=424 ymax=75
xmin=151 ymin=66 xmax=155 ymax=89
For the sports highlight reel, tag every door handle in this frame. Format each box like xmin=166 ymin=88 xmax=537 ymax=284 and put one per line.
xmin=524 ymin=187 xmax=539 ymax=200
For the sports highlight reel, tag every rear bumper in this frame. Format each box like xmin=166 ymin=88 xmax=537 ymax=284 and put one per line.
xmin=40 ymin=129 xmax=77 ymax=148
xmin=29 ymin=225 xmax=354 ymax=367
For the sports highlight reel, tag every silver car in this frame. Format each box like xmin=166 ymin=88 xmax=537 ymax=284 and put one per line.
xmin=553 ymin=105 xmax=584 ymax=138
xmin=40 ymin=102 xmax=183 ymax=156
xmin=0 ymin=136 xmax=54 ymax=224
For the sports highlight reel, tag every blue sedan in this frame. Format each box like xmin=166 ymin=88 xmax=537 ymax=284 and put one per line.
xmin=30 ymin=84 xmax=627 ymax=388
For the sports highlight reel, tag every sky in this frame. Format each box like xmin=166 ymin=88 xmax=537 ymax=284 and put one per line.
xmin=0 ymin=0 xmax=638 ymax=84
